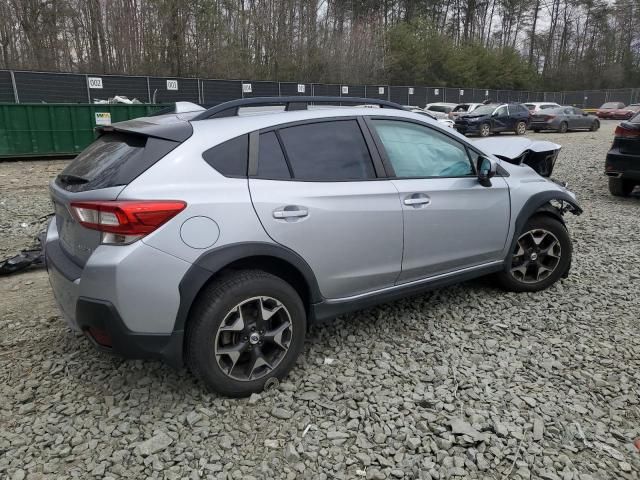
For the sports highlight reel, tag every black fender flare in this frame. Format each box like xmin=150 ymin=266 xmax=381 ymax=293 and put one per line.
xmin=173 ymin=242 xmax=323 ymax=335
xmin=506 ymin=190 xmax=582 ymax=274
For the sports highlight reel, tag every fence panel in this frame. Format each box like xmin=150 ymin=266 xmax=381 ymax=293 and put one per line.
xmin=583 ymin=90 xmax=606 ymax=109
xmin=14 ymin=71 xmax=87 ymax=103
xmin=279 ymin=82 xmax=311 ymax=96
xmin=425 ymin=87 xmax=443 ymax=105
xmin=390 ymin=86 xmax=409 ymax=105
xmin=443 ymin=87 xmax=459 ymax=103
xmin=563 ymin=91 xmax=583 ymax=106
xmin=340 ymin=85 xmax=366 ymax=98
xmin=0 ymin=71 xmax=15 ymax=102
xmin=148 ymin=77 xmax=199 ymax=103
xmin=88 ymin=74 xmax=149 ymax=103
xmin=241 ymin=80 xmax=279 ymax=98
xmin=410 ymin=87 xmax=428 ymax=107
xmin=201 ymin=80 xmax=242 ymax=104
xmin=607 ymin=88 xmax=634 ymax=105
xmin=364 ymin=85 xmax=389 ymax=101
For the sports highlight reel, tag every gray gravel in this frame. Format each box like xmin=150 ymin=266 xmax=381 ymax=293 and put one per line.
xmin=1 ymin=121 xmax=639 ymax=479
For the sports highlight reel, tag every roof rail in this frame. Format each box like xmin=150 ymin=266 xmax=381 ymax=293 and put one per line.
xmin=191 ymin=96 xmax=408 ymax=121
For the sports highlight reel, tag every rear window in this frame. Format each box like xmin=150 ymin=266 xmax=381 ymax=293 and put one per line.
xmin=601 ymin=102 xmax=623 ymax=109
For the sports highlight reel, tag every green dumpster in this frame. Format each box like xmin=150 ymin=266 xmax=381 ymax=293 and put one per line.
xmin=0 ymin=103 xmax=168 ymax=158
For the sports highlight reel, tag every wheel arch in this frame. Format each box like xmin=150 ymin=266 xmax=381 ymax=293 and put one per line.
xmin=173 ymin=242 xmax=322 ymax=345
xmin=507 ymin=190 xmax=582 ymax=273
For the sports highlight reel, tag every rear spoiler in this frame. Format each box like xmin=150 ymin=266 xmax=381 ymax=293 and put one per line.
xmin=96 ymin=118 xmax=192 ymax=143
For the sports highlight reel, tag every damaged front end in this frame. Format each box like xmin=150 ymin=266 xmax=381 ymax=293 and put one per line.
xmin=473 ymin=137 xmax=561 ymax=178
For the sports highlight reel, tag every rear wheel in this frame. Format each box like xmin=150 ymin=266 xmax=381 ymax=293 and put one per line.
xmin=558 ymin=122 xmax=568 ymax=133
xmin=608 ymin=177 xmax=635 ymax=197
xmin=590 ymin=120 xmax=600 ymax=131
xmin=498 ymin=215 xmax=572 ymax=292
xmin=186 ymin=270 xmax=306 ymax=397
xmin=479 ymin=123 xmax=491 ymax=137
xmin=515 ymin=121 xmax=527 ymax=135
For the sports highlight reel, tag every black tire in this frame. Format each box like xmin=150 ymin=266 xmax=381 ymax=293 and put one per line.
xmin=479 ymin=123 xmax=491 ymax=137
xmin=558 ymin=122 xmax=568 ymax=133
xmin=533 ymin=129 xmax=540 ymax=133
xmin=590 ymin=120 xmax=600 ymax=131
xmin=186 ymin=270 xmax=306 ymax=397
xmin=515 ymin=121 xmax=527 ymax=135
xmin=608 ymin=177 xmax=635 ymax=197
xmin=498 ymin=215 xmax=572 ymax=293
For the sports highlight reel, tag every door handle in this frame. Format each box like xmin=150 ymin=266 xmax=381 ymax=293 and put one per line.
xmin=273 ymin=207 xmax=308 ymax=219
xmin=403 ymin=194 xmax=431 ymax=207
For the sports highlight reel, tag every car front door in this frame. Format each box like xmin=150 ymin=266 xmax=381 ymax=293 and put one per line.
xmin=491 ymin=105 xmax=510 ymax=131
xmin=248 ymin=118 xmax=403 ymax=300
xmin=367 ymin=118 xmax=510 ymax=283
xmin=571 ymin=108 xmax=589 ymax=128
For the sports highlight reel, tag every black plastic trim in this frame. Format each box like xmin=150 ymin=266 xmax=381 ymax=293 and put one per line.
xmin=76 ymin=297 xmax=183 ymax=367
xmin=98 ymin=118 xmax=193 ymax=142
xmin=174 ymin=242 xmax=323 ymax=334
xmin=311 ymin=263 xmax=504 ymax=322
xmin=192 ymin=96 xmax=407 ymax=120
xmin=44 ymin=238 xmax=82 ymax=280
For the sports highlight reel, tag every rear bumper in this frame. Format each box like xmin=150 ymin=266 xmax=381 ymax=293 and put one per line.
xmin=44 ymin=219 xmax=191 ymax=366
xmin=606 ymin=149 xmax=640 ymax=181
xmin=529 ymin=121 xmax=555 ymax=130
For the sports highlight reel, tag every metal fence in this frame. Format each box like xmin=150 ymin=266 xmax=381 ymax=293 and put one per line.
xmin=1 ymin=69 xmax=639 ymax=109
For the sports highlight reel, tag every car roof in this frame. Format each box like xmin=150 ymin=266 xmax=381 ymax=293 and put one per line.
xmin=187 ymin=106 xmax=471 ymax=149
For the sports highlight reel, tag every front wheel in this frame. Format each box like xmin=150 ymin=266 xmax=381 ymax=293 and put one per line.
xmin=479 ymin=123 xmax=491 ymax=137
xmin=558 ymin=122 xmax=568 ymax=133
xmin=498 ymin=215 xmax=572 ymax=292
xmin=186 ymin=270 xmax=306 ymax=397
xmin=515 ymin=121 xmax=527 ymax=135
xmin=590 ymin=121 xmax=600 ymax=131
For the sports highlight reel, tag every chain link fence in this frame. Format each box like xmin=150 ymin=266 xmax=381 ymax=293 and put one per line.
xmin=1 ymin=69 xmax=638 ymax=109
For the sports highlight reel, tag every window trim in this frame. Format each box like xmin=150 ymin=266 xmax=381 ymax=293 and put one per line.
xmin=363 ymin=116 xmax=479 ymax=180
xmin=249 ymin=116 xmax=386 ymax=182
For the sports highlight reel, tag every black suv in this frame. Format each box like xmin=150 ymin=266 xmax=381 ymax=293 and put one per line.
xmin=605 ymin=112 xmax=640 ymax=196
xmin=454 ymin=103 xmax=530 ymax=137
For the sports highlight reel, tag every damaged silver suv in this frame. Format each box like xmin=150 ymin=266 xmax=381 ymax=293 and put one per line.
xmin=45 ymin=97 xmax=581 ymax=396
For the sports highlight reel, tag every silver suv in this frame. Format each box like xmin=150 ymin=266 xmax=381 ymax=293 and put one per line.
xmin=45 ymin=97 xmax=582 ymax=396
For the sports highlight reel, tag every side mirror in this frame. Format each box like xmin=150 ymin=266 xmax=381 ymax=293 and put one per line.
xmin=477 ymin=156 xmax=497 ymax=187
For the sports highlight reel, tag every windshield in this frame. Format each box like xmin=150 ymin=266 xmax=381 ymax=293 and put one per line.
xmin=468 ymin=104 xmax=498 ymax=115
xmin=428 ymin=105 xmax=452 ymax=113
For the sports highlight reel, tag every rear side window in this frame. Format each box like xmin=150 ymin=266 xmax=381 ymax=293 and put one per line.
xmin=57 ymin=132 xmax=177 ymax=192
xmin=277 ymin=120 xmax=375 ymax=181
xmin=203 ymin=134 xmax=248 ymax=177
xmin=257 ymin=132 xmax=291 ymax=179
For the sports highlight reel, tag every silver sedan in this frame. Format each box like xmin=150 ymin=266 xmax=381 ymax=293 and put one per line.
xmin=529 ymin=106 xmax=600 ymax=133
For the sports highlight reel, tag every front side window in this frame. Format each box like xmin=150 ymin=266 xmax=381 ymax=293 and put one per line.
xmin=495 ymin=106 xmax=508 ymax=116
xmin=277 ymin=120 xmax=375 ymax=181
xmin=371 ymin=120 xmax=474 ymax=178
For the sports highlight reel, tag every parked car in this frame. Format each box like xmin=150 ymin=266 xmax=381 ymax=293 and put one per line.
xmin=524 ymin=102 xmax=561 ymax=113
xmin=608 ymin=104 xmax=640 ymax=120
xmin=454 ymin=103 xmax=530 ymax=137
xmin=424 ymin=102 xmax=457 ymax=119
xmin=605 ymin=111 xmax=640 ymax=196
xmin=529 ymin=106 xmax=600 ymax=133
xmin=596 ymin=102 xmax=626 ymax=119
xmin=45 ymin=96 xmax=582 ymax=396
xmin=448 ymin=103 xmax=483 ymax=120
xmin=409 ymin=108 xmax=455 ymax=128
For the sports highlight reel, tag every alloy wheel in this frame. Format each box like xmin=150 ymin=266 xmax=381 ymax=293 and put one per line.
xmin=510 ymin=229 xmax=562 ymax=284
xmin=214 ymin=296 xmax=293 ymax=381
xmin=516 ymin=122 xmax=526 ymax=135
xmin=480 ymin=124 xmax=490 ymax=136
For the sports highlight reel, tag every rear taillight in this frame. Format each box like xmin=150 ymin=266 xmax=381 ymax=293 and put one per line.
xmin=70 ymin=200 xmax=186 ymax=244
xmin=544 ymin=115 xmax=556 ymax=121
xmin=614 ymin=125 xmax=640 ymax=138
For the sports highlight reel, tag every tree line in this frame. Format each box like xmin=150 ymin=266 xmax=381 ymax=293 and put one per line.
xmin=1 ymin=0 xmax=638 ymax=91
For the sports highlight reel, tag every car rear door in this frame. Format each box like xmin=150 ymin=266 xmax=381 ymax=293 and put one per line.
xmin=248 ymin=118 xmax=403 ymax=299
xmin=367 ymin=118 xmax=510 ymax=283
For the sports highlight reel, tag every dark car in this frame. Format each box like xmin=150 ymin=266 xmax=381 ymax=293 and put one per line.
xmin=529 ymin=106 xmax=600 ymax=133
xmin=454 ymin=103 xmax=530 ymax=137
xmin=605 ymin=112 xmax=640 ymax=196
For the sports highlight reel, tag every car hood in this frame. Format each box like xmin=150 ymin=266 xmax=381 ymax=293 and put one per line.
xmin=473 ymin=137 xmax=561 ymax=178
xmin=458 ymin=113 xmax=488 ymax=120
xmin=473 ymin=137 xmax=561 ymax=159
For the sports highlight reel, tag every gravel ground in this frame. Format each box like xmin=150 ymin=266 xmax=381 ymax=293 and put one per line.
xmin=1 ymin=121 xmax=639 ymax=480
